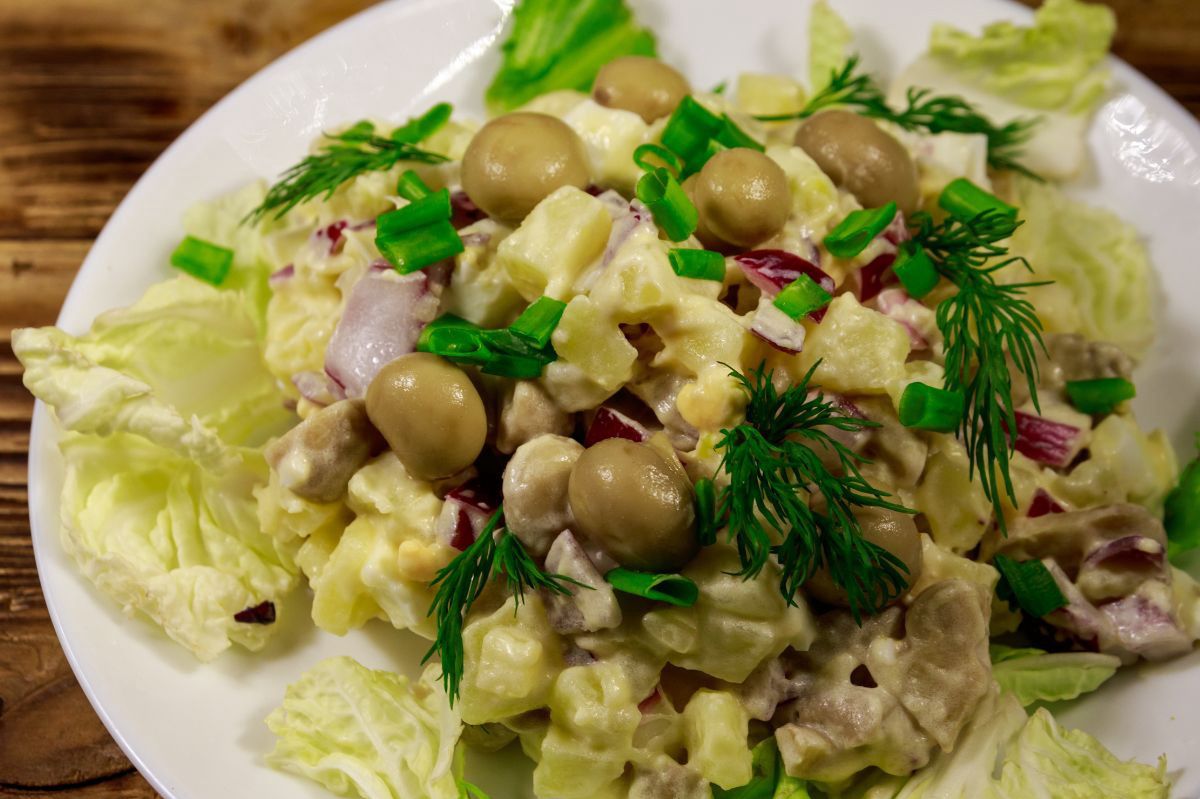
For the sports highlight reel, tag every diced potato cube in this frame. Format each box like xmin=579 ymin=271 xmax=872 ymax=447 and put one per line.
xmin=460 ymin=594 xmax=561 ymax=725
xmin=766 ymin=144 xmax=846 ymax=235
xmin=551 ymin=296 xmax=637 ymax=398
xmin=656 ymin=295 xmax=757 ymax=377
xmin=735 ymin=72 xmax=806 ymax=117
xmin=799 ymin=294 xmax=911 ymax=394
xmin=564 ymin=99 xmax=651 ymax=194
xmin=683 ymin=690 xmax=752 ymax=790
xmin=498 ymin=186 xmax=612 ymax=301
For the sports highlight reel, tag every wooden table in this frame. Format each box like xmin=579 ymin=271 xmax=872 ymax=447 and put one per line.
xmin=1 ymin=0 xmax=1198 ymax=796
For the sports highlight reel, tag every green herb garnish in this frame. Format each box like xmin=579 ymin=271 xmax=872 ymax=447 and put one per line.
xmin=418 ymin=309 xmax=561 ymax=379
xmin=823 ymin=202 xmax=898 ymax=258
xmin=636 ymin=167 xmax=698 ymax=242
xmin=425 ymin=507 xmax=580 ymax=703
xmin=1165 ymin=434 xmax=1200 ymax=560
xmin=909 ymin=190 xmax=1048 ymax=530
xmin=1065 ymin=377 xmax=1136 ymax=415
xmin=773 ymin=275 xmax=832 ymax=320
xmin=169 ymin=236 xmax=233 ymax=286
xmin=246 ymin=105 xmax=452 ymax=223
xmin=994 ymin=554 xmax=1068 ymax=618
xmin=756 ymin=56 xmax=1039 ymax=177
xmin=714 ymin=362 xmax=912 ymax=621
xmin=899 ymin=382 xmax=966 ymax=433
xmin=669 ymin=248 xmax=726 ymax=282
xmin=605 ymin=567 xmax=699 ymax=607
xmin=375 ymin=188 xmax=464 ymax=274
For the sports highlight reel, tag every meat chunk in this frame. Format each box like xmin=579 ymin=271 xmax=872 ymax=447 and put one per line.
xmin=502 ymin=435 xmax=583 ymax=557
xmin=849 ymin=397 xmax=928 ymax=489
xmin=629 ymin=756 xmax=710 ymax=799
xmin=1046 ymin=333 xmax=1134 ymax=382
xmin=775 ymin=579 xmax=991 ymax=781
xmin=543 ymin=530 xmax=622 ymax=634
xmin=496 ymin=380 xmax=574 ymax=455
xmin=264 ymin=399 xmax=381 ymax=503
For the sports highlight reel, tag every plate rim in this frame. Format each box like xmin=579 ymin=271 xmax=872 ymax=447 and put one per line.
xmin=25 ymin=0 xmax=1200 ymax=796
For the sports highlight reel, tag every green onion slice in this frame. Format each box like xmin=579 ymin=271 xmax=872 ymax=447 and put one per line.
xmin=669 ymin=248 xmax=726 ymax=282
xmin=661 ymin=96 xmax=725 ymax=174
xmin=376 ymin=189 xmax=464 ymax=273
xmin=1065 ymin=377 xmax=1136 ymax=415
xmin=390 ymin=102 xmax=453 ymax=143
xmin=824 ymin=202 xmax=898 ymax=259
xmin=481 ymin=352 xmax=548 ymax=379
xmin=418 ymin=312 xmax=558 ymax=378
xmin=892 ymin=242 xmax=939 ymax=299
xmin=773 ymin=274 xmax=832 ymax=320
xmin=170 ymin=236 xmax=234 ymax=286
xmin=994 ymin=554 xmax=1068 ymax=618
xmin=694 ymin=477 xmax=719 ymax=546
xmin=938 ymin=178 xmax=1017 ymax=222
xmin=715 ymin=115 xmax=764 ymax=152
xmin=899 ymin=382 xmax=966 ymax=432
xmin=633 ymin=143 xmax=684 ymax=177
xmin=418 ymin=317 xmax=491 ymax=365
xmin=509 ymin=296 xmax=568 ymax=349
xmin=605 ymin=567 xmax=699 ymax=608
xmin=396 ymin=169 xmax=432 ymax=202
xmin=636 ymin=168 xmax=699 ymax=242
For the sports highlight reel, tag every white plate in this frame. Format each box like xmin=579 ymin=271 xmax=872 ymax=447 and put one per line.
xmin=27 ymin=0 xmax=1200 ymax=796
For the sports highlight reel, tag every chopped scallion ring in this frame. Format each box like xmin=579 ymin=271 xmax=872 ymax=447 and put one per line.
xmin=170 ymin=236 xmax=234 ymax=286
xmin=605 ymin=567 xmax=699 ymax=607
xmin=510 ymin=296 xmax=568 ymax=349
xmin=376 ymin=188 xmax=465 ymax=273
xmin=824 ymin=202 xmax=898 ymax=259
xmin=481 ymin=352 xmax=547 ymax=379
xmin=716 ymin=115 xmax=765 ymax=152
xmin=892 ymin=241 xmax=939 ymax=299
xmin=938 ymin=178 xmax=1017 ymax=222
xmin=661 ymin=96 xmax=726 ymax=174
xmin=636 ymin=167 xmax=698 ymax=242
xmin=669 ymin=248 xmax=726 ymax=282
xmin=898 ymin=382 xmax=966 ymax=432
xmin=396 ymin=169 xmax=432 ymax=201
xmin=389 ymin=102 xmax=453 ymax=144
xmin=633 ymin=143 xmax=684 ymax=177
xmin=773 ymin=274 xmax=832 ymax=320
xmin=994 ymin=554 xmax=1068 ymax=618
xmin=1065 ymin=377 xmax=1136 ymax=415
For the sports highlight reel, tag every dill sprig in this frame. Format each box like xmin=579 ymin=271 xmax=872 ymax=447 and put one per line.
xmin=757 ymin=56 xmax=1040 ymax=177
xmin=911 ymin=209 xmax=1048 ymax=530
xmin=423 ymin=506 xmax=581 ymax=704
xmin=715 ymin=362 xmax=912 ymax=621
xmin=246 ymin=104 xmax=453 ymax=224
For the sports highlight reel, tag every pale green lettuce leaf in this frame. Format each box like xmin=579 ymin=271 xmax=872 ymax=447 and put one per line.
xmin=1008 ymin=175 xmax=1156 ymax=357
xmin=14 ymin=276 xmax=297 ymax=660
xmin=894 ymin=688 xmax=1169 ymax=799
xmin=267 ymin=657 xmax=463 ymax=799
xmin=929 ymin=0 xmax=1115 ymax=112
xmin=989 ymin=644 xmax=1120 ymax=707
xmin=808 ymin=0 xmax=852 ymax=94
xmin=995 ymin=708 xmax=1168 ymax=798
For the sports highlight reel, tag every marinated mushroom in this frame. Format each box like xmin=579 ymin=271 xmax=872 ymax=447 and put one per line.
xmin=502 ymin=434 xmax=584 ymax=557
xmin=794 ymin=110 xmax=919 ymax=215
xmin=460 ymin=112 xmax=590 ymax=224
xmin=264 ymin=399 xmax=382 ymax=503
xmin=592 ymin=56 xmax=691 ymax=123
xmin=804 ymin=507 xmax=923 ymax=607
xmin=692 ymin=148 xmax=790 ymax=249
xmin=496 ymin=380 xmax=574 ymax=455
xmin=568 ymin=438 xmax=698 ymax=571
xmin=364 ymin=353 xmax=486 ymax=481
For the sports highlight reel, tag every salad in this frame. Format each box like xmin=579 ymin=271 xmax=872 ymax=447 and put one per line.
xmin=15 ymin=0 xmax=1200 ymax=797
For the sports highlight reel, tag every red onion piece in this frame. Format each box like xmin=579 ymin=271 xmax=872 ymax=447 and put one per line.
xmin=313 ymin=220 xmax=349 ymax=255
xmin=438 ymin=482 xmax=499 ymax=551
xmin=269 ymin=264 xmax=295 ymax=289
xmin=323 ymin=266 xmax=441 ymax=398
xmin=451 ymin=191 xmax=487 ymax=229
xmin=735 ymin=249 xmax=833 ymax=297
xmin=291 ymin=370 xmax=343 ymax=406
xmin=1027 ymin=489 xmax=1066 ymax=518
xmin=638 ymin=686 xmax=664 ymax=714
xmin=850 ymin=211 xmax=909 ymax=301
xmin=1100 ymin=589 xmax=1192 ymax=661
xmin=750 ymin=295 xmax=807 ymax=354
xmin=874 ymin=288 xmax=929 ymax=350
xmin=1013 ymin=411 xmax=1085 ymax=468
xmin=585 ymin=406 xmax=650 ymax=447
xmin=1081 ymin=536 xmax=1166 ymax=573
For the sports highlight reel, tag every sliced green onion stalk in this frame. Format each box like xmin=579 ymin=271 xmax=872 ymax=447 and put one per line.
xmin=994 ymin=554 xmax=1068 ymax=618
xmin=169 ymin=236 xmax=234 ymax=286
xmin=605 ymin=567 xmax=699 ymax=607
xmin=376 ymin=188 xmax=464 ymax=273
xmin=396 ymin=169 xmax=432 ymax=202
xmin=389 ymin=102 xmax=453 ymax=143
xmin=823 ymin=202 xmax=898 ymax=259
xmin=669 ymin=248 xmax=726 ymax=282
xmin=509 ymin=296 xmax=568 ymax=348
xmin=1065 ymin=377 xmax=1136 ymax=415
xmin=892 ymin=241 xmax=940 ymax=299
xmin=661 ymin=96 xmax=726 ymax=174
xmin=418 ymin=316 xmax=491 ymax=365
xmin=633 ymin=143 xmax=684 ymax=177
xmin=938 ymin=177 xmax=1017 ymax=222
xmin=481 ymin=352 xmax=547 ymax=379
xmin=418 ymin=312 xmax=557 ymax=378
xmin=898 ymin=382 xmax=966 ymax=433
xmin=715 ymin=116 xmax=765 ymax=152
xmin=1165 ymin=434 xmax=1200 ymax=560
xmin=773 ymin=274 xmax=832 ymax=320
xmin=636 ymin=167 xmax=698 ymax=242
xmin=694 ymin=477 xmax=719 ymax=546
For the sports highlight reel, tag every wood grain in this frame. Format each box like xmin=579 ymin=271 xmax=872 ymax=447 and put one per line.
xmin=0 ymin=1 xmax=1197 ymax=796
